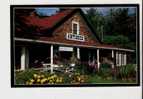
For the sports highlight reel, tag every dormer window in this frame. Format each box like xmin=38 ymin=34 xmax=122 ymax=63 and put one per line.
xmin=72 ymin=21 xmax=79 ymax=34
xmin=66 ymin=21 xmax=84 ymax=42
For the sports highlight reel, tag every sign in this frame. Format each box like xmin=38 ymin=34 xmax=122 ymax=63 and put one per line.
xmin=59 ymin=46 xmax=73 ymax=52
xmin=66 ymin=33 xmax=85 ymax=41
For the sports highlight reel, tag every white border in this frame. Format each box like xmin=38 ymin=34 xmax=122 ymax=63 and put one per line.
xmin=0 ymin=1 xmax=142 ymax=99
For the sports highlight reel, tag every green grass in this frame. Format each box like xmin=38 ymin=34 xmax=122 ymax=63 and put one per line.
xmin=87 ymin=74 xmax=136 ymax=84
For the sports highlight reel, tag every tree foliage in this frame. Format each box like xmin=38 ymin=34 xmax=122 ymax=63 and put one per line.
xmin=86 ymin=8 xmax=136 ymax=49
xmin=86 ymin=8 xmax=105 ymax=41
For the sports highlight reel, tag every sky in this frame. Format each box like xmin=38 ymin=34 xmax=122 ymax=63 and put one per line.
xmin=36 ymin=7 xmax=136 ymax=16
xmin=36 ymin=8 xmax=59 ymax=16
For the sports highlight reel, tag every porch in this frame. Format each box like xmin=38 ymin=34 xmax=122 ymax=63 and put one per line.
xmin=15 ymin=41 xmax=131 ymax=74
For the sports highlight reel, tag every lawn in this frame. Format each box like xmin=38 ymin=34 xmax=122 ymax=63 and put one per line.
xmin=87 ymin=74 xmax=136 ymax=84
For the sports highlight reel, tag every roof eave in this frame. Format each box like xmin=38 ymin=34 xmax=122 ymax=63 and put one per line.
xmin=14 ymin=37 xmax=135 ymax=52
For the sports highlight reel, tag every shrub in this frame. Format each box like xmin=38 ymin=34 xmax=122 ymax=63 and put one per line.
xmin=70 ymin=73 xmax=88 ymax=84
xmin=75 ymin=63 xmax=88 ymax=75
xmin=15 ymin=69 xmax=40 ymax=84
xmin=15 ymin=69 xmax=89 ymax=85
xmin=117 ymin=64 xmax=136 ymax=80
xmin=97 ymin=63 xmax=112 ymax=79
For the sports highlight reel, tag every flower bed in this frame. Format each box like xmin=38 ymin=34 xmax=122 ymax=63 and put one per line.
xmin=26 ymin=74 xmax=63 ymax=85
xmin=15 ymin=69 xmax=88 ymax=85
xmin=15 ymin=63 xmax=137 ymax=85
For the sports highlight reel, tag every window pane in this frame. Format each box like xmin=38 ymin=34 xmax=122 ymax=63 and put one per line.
xmin=73 ymin=23 xmax=77 ymax=34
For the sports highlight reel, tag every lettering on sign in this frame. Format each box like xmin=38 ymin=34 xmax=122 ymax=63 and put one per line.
xmin=66 ymin=33 xmax=85 ymax=42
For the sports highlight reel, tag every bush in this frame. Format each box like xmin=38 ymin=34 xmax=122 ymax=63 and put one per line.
xmin=15 ymin=69 xmax=89 ymax=85
xmin=97 ymin=63 xmax=112 ymax=79
xmin=117 ymin=64 xmax=136 ymax=80
xmin=75 ymin=63 xmax=88 ymax=75
xmin=70 ymin=73 xmax=88 ymax=84
xmin=15 ymin=69 xmax=40 ymax=84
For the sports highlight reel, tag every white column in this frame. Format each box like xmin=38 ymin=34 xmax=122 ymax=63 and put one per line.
xmin=116 ymin=52 xmax=118 ymax=66
xmin=50 ymin=45 xmax=54 ymax=73
xmin=119 ymin=53 xmax=122 ymax=66
xmin=77 ymin=48 xmax=80 ymax=59
xmin=112 ymin=50 xmax=114 ymax=58
xmin=97 ymin=49 xmax=100 ymax=69
xmin=124 ymin=53 xmax=127 ymax=65
xmin=20 ymin=47 xmax=29 ymax=70
xmin=111 ymin=50 xmax=114 ymax=68
xmin=121 ymin=53 xmax=124 ymax=66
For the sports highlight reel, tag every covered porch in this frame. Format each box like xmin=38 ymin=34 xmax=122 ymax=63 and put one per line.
xmin=15 ymin=40 xmax=134 ymax=74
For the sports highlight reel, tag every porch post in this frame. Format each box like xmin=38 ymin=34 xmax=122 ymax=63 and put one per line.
xmin=50 ymin=45 xmax=54 ymax=73
xmin=111 ymin=50 xmax=114 ymax=68
xmin=77 ymin=48 xmax=80 ymax=59
xmin=121 ymin=53 xmax=124 ymax=66
xmin=20 ymin=47 xmax=29 ymax=70
xmin=112 ymin=50 xmax=114 ymax=58
xmin=119 ymin=53 xmax=122 ymax=66
xmin=124 ymin=53 xmax=127 ymax=65
xmin=97 ymin=49 xmax=100 ymax=70
xmin=116 ymin=51 xmax=119 ymax=66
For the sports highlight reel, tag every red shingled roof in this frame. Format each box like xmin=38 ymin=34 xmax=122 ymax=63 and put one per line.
xmin=15 ymin=9 xmax=126 ymax=50
xmin=23 ymin=9 xmax=74 ymax=30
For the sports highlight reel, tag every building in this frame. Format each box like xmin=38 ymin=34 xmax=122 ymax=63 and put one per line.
xmin=14 ymin=8 xmax=134 ymax=73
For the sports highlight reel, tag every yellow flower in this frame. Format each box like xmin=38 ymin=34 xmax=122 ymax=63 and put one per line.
xmin=37 ymin=75 xmax=41 ymax=79
xmin=29 ymin=82 xmax=33 ymax=85
xmin=41 ymin=74 xmax=45 ymax=78
xmin=37 ymin=79 xmax=41 ymax=83
xmin=50 ymin=76 xmax=54 ymax=79
xmin=59 ymin=77 xmax=63 ymax=82
xmin=40 ymin=78 xmax=47 ymax=84
xmin=47 ymin=77 xmax=50 ymax=80
xmin=51 ymin=82 xmax=54 ymax=84
xmin=33 ymin=74 xmax=38 ymax=78
xmin=30 ymin=79 xmax=34 ymax=83
xmin=80 ymin=80 xmax=84 ymax=83
xmin=49 ymin=80 xmax=53 ymax=83
xmin=56 ymin=79 xmax=60 ymax=83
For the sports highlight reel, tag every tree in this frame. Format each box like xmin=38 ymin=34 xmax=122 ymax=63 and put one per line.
xmin=103 ymin=35 xmax=130 ymax=47
xmin=86 ymin=8 xmax=105 ymax=41
xmin=103 ymin=8 xmax=136 ymax=49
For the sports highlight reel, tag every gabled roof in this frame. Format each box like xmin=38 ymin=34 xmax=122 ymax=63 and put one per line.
xmin=24 ymin=9 xmax=74 ymax=30
xmin=16 ymin=9 xmax=102 ymax=43
xmin=15 ymin=8 xmax=134 ymax=52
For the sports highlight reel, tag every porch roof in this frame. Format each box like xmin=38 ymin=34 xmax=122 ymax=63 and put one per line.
xmin=15 ymin=37 xmax=135 ymax=52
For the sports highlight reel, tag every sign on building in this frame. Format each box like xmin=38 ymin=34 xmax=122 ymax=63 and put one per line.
xmin=59 ymin=46 xmax=73 ymax=52
xmin=66 ymin=33 xmax=85 ymax=42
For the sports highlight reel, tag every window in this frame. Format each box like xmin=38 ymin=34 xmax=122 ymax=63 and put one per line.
xmin=72 ymin=21 xmax=79 ymax=34
xmin=73 ymin=23 xmax=78 ymax=34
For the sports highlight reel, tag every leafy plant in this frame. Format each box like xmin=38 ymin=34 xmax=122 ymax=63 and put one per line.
xmin=70 ymin=73 xmax=88 ymax=84
xmin=15 ymin=69 xmax=40 ymax=84
xmin=97 ymin=63 xmax=112 ymax=79
xmin=117 ymin=64 xmax=136 ymax=80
